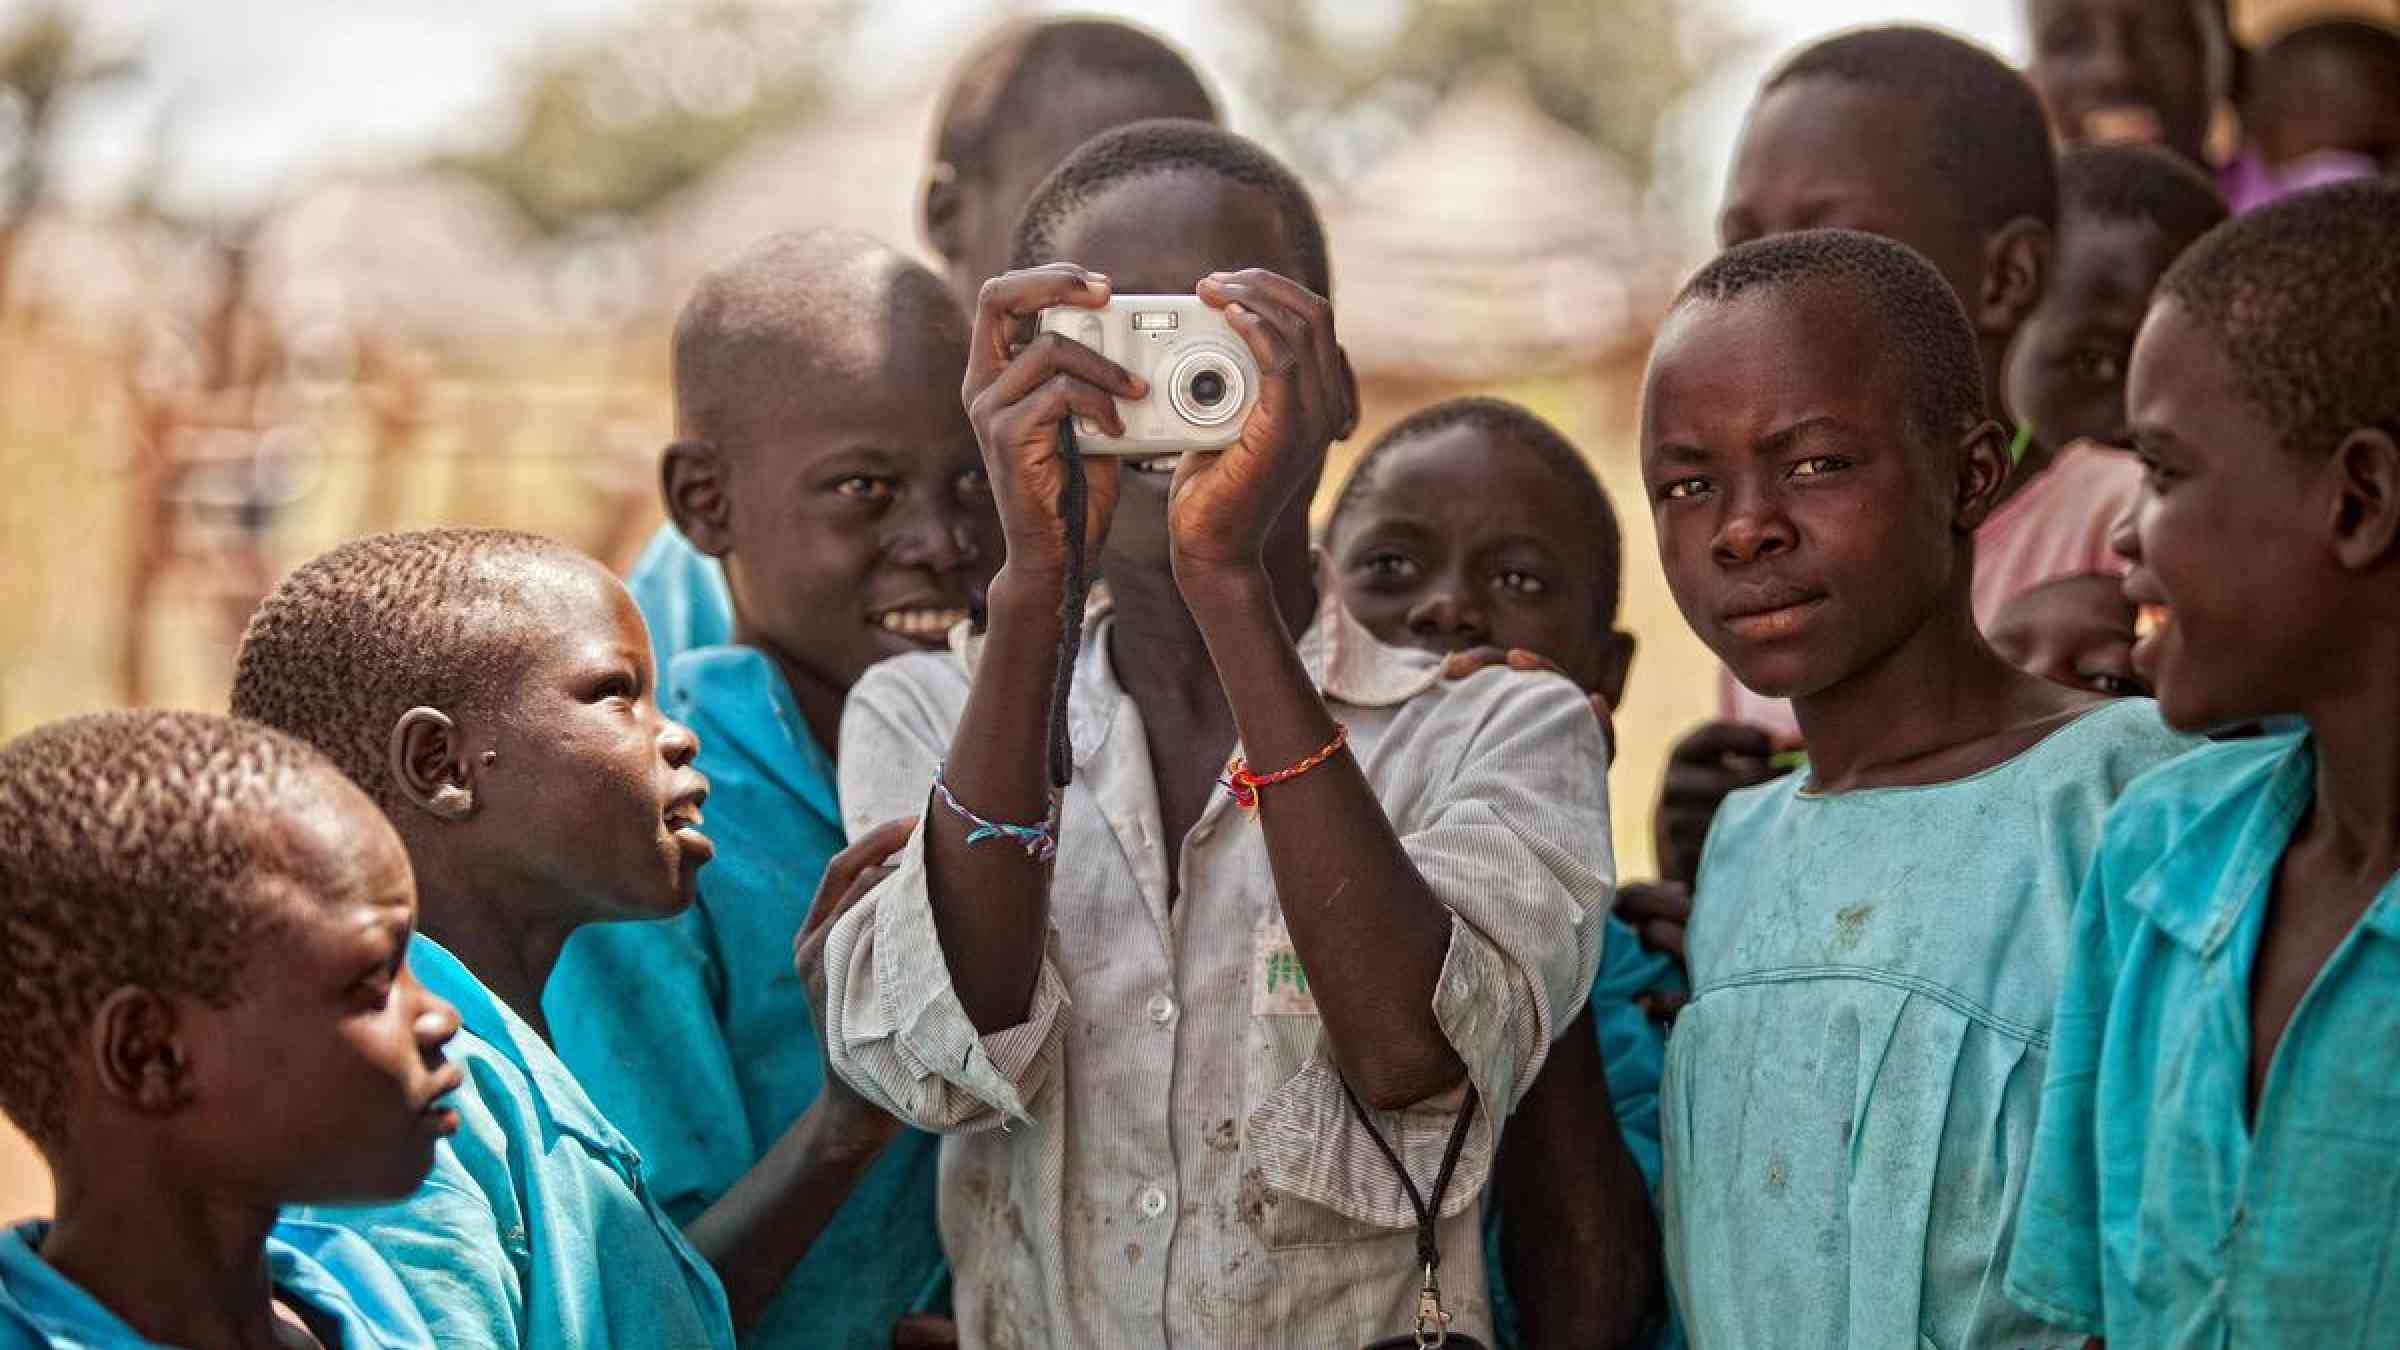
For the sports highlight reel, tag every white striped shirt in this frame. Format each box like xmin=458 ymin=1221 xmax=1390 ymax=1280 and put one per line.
xmin=825 ymin=596 xmax=1613 ymax=1348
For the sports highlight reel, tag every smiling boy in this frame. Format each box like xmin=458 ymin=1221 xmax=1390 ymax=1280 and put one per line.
xmin=2008 ymin=181 xmax=2400 ymax=1347
xmin=0 ymin=710 xmax=459 ymax=1350
xmin=1641 ymin=230 xmax=2195 ymax=1350
xmin=541 ymin=229 xmax=994 ymax=1348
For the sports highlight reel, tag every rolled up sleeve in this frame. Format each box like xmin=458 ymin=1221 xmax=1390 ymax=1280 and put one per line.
xmin=826 ymin=661 xmax=1073 ymax=1132
xmin=1250 ymin=671 xmax=1613 ymax=1228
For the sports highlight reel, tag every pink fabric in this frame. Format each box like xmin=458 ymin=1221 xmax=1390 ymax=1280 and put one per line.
xmin=2218 ymin=149 xmax=2382 ymax=214
xmin=1716 ymin=441 xmax=2145 ymax=741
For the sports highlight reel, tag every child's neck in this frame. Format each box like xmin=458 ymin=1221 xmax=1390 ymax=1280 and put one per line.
xmin=732 ymin=621 xmax=843 ymax=760
xmin=1104 ymin=536 xmax=1319 ymax=714
xmin=1792 ymin=587 xmax=2088 ymax=792
xmin=2293 ymin=622 xmax=2400 ymax=880
xmin=41 ymin=1166 xmax=308 ymax=1350
xmin=409 ymin=852 xmax=575 ymax=1043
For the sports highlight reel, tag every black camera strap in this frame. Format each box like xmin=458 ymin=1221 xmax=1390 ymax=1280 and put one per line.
xmin=1047 ymin=420 xmax=1088 ymax=792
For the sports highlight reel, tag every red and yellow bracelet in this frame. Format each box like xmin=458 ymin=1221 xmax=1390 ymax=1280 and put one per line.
xmin=1220 ymin=722 xmax=1349 ymax=809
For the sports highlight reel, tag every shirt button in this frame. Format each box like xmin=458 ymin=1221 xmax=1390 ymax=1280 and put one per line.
xmin=1147 ymin=993 xmax=1177 ymax=1025
xmin=1138 ymin=1185 xmax=1170 ymax=1219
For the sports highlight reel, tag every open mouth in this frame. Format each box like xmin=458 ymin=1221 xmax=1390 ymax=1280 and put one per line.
xmin=664 ymin=782 xmax=714 ymax=862
xmin=870 ymin=607 xmax=968 ymax=642
xmin=1127 ymin=454 xmax=1181 ymax=476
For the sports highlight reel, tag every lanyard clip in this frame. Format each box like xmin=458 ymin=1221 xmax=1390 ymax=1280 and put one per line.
xmin=1414 ymin=1262 xmax=1450 ymax=1348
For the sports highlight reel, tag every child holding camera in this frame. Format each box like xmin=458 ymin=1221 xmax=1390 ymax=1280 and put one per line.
xmin=821 ymin=120 xmax=1612 ymax=1347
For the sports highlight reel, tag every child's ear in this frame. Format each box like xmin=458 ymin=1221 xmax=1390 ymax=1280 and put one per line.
xmin=922 ymin=163 xmax=966 ymax=263
xmin=1595 ymin=629 xmax=1637 ymax=713
xmin=2327 ymin=427 xmax=2400 ymax=570
xmin=1974 ymin=218 xmax=2052 ymax=341
xmin=1951 ymin=419 xmax=2013 ymax=531
xmin=388 ymin=707 xmax=479 ymax=823
xmin=661 ymin=439 xmax=735 ymax=559
xmin=91 ymin=986 xmax=194 ymax=1117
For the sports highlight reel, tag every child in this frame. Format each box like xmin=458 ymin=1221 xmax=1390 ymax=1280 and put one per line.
xmin=823 ymin=120 xmax=1613 ymax=1347
xmin=231 ymin=528 xmax=901 ymax=1347
xmin=1641 ymin=230 xmax=2197 ymax=1349
xmin=1988 ymin=573 xmax=2147 ymax=698
xmin=1710 ymin=25 xmax=2144 ymax=740
xmin=2005 ymin=144 xmax=2227 ymax=456
xmin=1324 ymin=397 xmax=1671 ymax=1346
xmin=540 ymin=228 xmax=995 ymax=1349
xmin=627 ymin=17 xmax=1216 ymax=679
xmin=0 ymin=709 xmax=456 ymax=1349
xmin=2022 ymin=0 xmax=2234 ymax=170
xmin=2009 ymin=180 xmax=2400 ymax=1345
xmin=2222 ymin=18 xmax=2400 ymax=209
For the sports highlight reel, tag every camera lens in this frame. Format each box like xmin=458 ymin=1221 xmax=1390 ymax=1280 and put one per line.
xmin=1166 ymin=348 xmax=1246 ymax=428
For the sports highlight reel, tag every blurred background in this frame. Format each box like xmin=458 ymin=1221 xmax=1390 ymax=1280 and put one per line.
xmin=0 ymin=0 xmax=2377 ymax=1218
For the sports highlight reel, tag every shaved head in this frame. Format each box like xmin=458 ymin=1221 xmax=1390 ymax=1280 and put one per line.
xmin=671 ymin=228 xmax=969 ymax=453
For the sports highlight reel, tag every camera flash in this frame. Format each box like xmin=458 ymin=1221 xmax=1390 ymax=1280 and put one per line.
xmin=1132 ymin=311 xmax=1179 ymax=332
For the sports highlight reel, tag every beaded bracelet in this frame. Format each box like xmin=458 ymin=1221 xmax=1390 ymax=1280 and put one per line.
xmin=1220 ymin=722 xmax=1350 ymax=809
xmin=932 ymin=764 xmax=1059 ymax=863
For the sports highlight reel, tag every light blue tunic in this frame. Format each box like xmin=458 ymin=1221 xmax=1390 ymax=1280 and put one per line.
xmin=0 ymin=1218 xmax=435 ymax=1349
xmin=1660 ymin=698 xmax=2195 ymax=1350
xmin=545 ymin=645 xmax=947 ymax=1348
xmin=624 ymin=525 xmax=731 ymax=677
xmin=297 ymin=935 xmax=734 ymax=1350
xmin=2008 ymin=732 xmax=2400 ymax=1347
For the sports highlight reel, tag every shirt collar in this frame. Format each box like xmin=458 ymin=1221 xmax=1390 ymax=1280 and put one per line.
xmin=950 ymin=587 xmax=1440 ymax=770
xmin=2115 ymin=733 xmax=2398 ymax=954
xmin=664 ymin=644 xmax=840 ymax=826
xmin=407 ymin=934 xmax=641 ymax=1164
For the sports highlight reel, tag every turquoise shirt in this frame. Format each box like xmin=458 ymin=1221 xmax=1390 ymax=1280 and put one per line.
xmin=1661 ymin=699 xmax=2195 ymax=1350
xmin=2008 ymin=732 xmax=2400 ymax=1346
xmin=625 ymin=525 xmax=731 ymax=677
xmin=0 ymin=1218 xmax=434 ymax=1349
xmin=545 ymin=645 xmax=947 ymax=1348
xmin=1484 ymin=917 xmax=1683 ymax=1350
xmin=298 ymin=936 xmax=734 ymax=1350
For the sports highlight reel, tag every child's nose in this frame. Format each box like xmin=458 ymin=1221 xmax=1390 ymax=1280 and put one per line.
xmin=415 ymin=990 xmax=462 ymax=1052
xmin=1407 ymin=589 xmax=1488 ymax=642
xmin=889 ymin=499 xmax=973 ymax=571
xmin=1712 ymin=492 xmax=1796 ymax=566
xmin=660 ymin=716 xmax=701 ymax=768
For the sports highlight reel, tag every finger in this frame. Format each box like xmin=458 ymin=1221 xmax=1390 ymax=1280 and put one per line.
xmin=1668 ymin=720 xmax=1778 ymax=764
xmin=805 ymin=818 xmax=916 ymax=939
xmin=1635 ymin=917 xmax=1687 ymax=960
xmin=1614 ymin=881 xmax=1693 ymax=923
xmin=1203 ymin=271 xmax=1348 ymax=431
xmin=1440 ymin=646 xmax=1514 ymax=679
xmin=1219 ymin=299 xmax=1301 ymax=383
xmin=974 ymin=331 xmax=1146 ymax=411
xmin=985 ymin=371 xmax=1133 ymax=444
xmin=970 ymin=266 xmax=1110 ymax=384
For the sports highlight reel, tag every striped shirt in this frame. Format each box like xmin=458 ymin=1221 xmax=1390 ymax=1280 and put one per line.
xmin=824 ymin=597 xmax=1613 ymax=1348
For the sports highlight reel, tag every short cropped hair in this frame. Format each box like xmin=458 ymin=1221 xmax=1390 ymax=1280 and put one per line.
xmin=2058 ymin=143 xmax=2229 ymax=243
xmin=2156 ymin=180 xmax=2400 ymax=456
xmin=1012 ymin=118 xmax=1332 ymax=297
xmin=1766 ymin=25 xmax=2059 ymax=235
xmin=1675 ymin=229 xmax=1990 ymax=447
xmin=232 ymin=528 xmax=586 ymax=810
xmin=1332 ymin=397 xmax=1624 ymax=618
xmin=0 ymin=710 xmax=335 ymax=1149
xmin=933 ymin=18 xmax=1215 ymax=179
xmin=671 ymin=227 xmax=963 ymax=449
xmin=2256 ymin=17 xmax=2400 ymax=90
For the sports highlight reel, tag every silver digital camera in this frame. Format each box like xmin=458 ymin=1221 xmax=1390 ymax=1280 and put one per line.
xmin=1037 ymin=295 xmax=1260 ymax=456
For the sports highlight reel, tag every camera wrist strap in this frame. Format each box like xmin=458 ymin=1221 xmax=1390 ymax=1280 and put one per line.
xmin=1048 ymin=420 xmax=1088 ymax=792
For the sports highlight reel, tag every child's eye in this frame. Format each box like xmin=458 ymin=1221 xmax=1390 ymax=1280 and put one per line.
xmin=591 ymin=673 xmax=636 ymax=702
xmin=2069 ymin=346 xmax=2125 ymax=384
xmin=1658 ymin=477 xmax=1711 ymax=501
xmin=1357 ymin=552 xmax=1420 ymax=582
xmin=1788 ymin=456 xmax=1849 ymax=479
xmin=2084 ymin=671 xmax=2148 ymax=697
xmin=955 ymin=467 xmax=992 ymax=502
xmin=836 ymin=475 xmax=896 ymax=502
xmin=1495 ymin=570 xmax=1548 ymax=596
xmin=2134 ymin=451 xmax=2178 ymax=492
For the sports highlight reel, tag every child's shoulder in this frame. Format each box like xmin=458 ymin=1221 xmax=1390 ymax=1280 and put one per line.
xmin=2100 ymin=730 xmax=2308 ymax=881
xmin=2031 ymin=695 xmax=2204 ymax=785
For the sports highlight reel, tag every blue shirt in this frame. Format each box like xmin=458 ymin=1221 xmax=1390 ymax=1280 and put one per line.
xmin=624 ymin=525 xmax=731 ymax=678
xmin=0 ymin=1218 xmax=434 ymax=1349
xmin=1661 ymin=698 xmax=2196 ymax=1350
xmin=2008 ymin=732 xmax=2400 ymax=1346
xmin=545 ymin=645 xmax=947 ymax=1348
xmin=1484 ymin=916 xmax=1683 ymax=1350
xmin=298 ymin=935 xmax=734 ymax=1350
